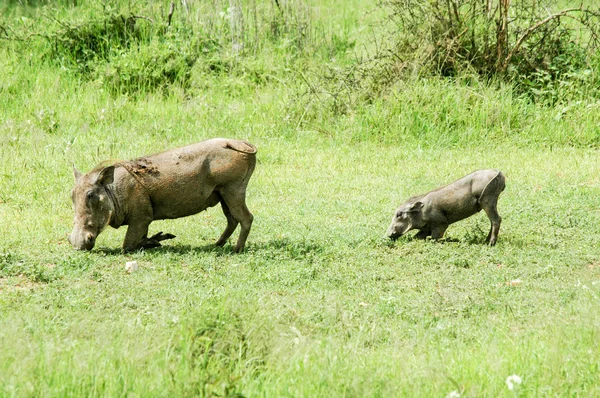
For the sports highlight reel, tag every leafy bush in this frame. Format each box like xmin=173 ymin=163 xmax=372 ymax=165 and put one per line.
xmin=48 ymin=13 xmax=145 ymax=75
xmin=92 ymin=36 xmax=218 ymax=95
xmin=382 ymin=0 xmax=600 ymax=79
xmin=310 ymin=0 xmax=600 ymax=112
xmin=3 ymin=0 xmax=354 ymax=97
xmin=37 ymin=1 xmax=319 ymax=95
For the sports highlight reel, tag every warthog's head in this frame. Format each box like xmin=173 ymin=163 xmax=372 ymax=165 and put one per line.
xmin=68 ymin=166 xmax=115 ymax=250
xmin=386 ymin=201 xmax=424 ymax=240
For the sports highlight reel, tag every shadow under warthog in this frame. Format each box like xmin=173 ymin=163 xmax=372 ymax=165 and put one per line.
xmin=93 ymin=241 xmax=234 ymax=257
xmin=93 ymin=237 xmax=326 ymax=258
xmin=387 ymin=232 xmax=482 ymax=246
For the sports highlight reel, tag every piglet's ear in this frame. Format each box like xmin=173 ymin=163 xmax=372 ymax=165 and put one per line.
xmin=96 ymin=166 xmax=115 ymax=186
xmin=409 ymin=201 xmax=424 ymax=212
xmin=73 ymin=166 xmax=82 ymax=181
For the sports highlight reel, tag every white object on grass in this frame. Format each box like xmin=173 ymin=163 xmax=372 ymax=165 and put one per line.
xmin=125 ymin=261 xmax=139 ymax=273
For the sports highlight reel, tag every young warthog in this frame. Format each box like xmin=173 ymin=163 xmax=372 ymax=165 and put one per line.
xmin=386 ymin=169 xmax=506 ymax=245
xmin=69 ymin=138 xmax=257 ymax=252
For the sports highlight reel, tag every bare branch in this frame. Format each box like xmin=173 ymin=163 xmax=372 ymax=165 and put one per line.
xmin=501 ymin=7 xmax=582 ymax=72
xmin=181 ymin=0 xmax=189 ymax=15
xmin=167 ymin=2 xmax=175 ymax=27
xmin=132 ymin=15 xmax=155 ymax=23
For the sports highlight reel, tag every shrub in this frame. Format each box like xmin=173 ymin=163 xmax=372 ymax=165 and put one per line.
xmin=309 ymin=0 xmax=600 ymax=112
xmin=381 ymin=0 xmax=600 ymax=79
xmin=92 ymin=35 xmax=218 ymax=95
xmin=48 ymin=13 xmax=146 ymax=75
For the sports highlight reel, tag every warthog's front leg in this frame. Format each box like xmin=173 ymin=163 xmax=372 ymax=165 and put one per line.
xmin=414 ymin=229 xmax=431 ymax=239
xmin=139 ymin=232 xmax=176 ymax=249
xmin=123 ymin=218 xmax=175 ymax=252
xmin=430 ymin=224 xmax=448 ymax=240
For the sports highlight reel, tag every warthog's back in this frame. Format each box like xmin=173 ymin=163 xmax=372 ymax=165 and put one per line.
xmin=122 ymin=138 xmax=256 ymax=219
xmin=424 ymin=169 xmax=502 ymax=223
xmin=126 ymin=139 xmax=253 ymax=182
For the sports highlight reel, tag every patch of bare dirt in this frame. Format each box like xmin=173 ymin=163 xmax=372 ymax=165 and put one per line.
xmin=0 ymin=275 xmax=42 ymax=293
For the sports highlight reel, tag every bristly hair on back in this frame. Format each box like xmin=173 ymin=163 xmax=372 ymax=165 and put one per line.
xmin=88 ymin=159 xmax=124 ymax=174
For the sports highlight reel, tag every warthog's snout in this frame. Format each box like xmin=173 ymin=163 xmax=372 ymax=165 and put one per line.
xmin=68 ymin=231 xmax=96 ymax=251
xmin=386 ymin=228 xmax=400 ymax=240
xmin=387 ymin=217 xmax=413 ymax=241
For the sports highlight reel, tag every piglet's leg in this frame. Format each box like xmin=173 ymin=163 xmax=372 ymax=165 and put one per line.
xmin=482 ymin=206 xmax=502 ymax=246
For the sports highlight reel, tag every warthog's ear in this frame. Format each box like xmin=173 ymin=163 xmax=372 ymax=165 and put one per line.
xmin=73 ymin=166 xmax=82 ymax=181
xmin=96 ymin=166 xmax=115 ymax=186
xmin=409 ymin=202 xmax=424 ymax=212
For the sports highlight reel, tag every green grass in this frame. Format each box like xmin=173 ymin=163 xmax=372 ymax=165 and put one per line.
xmin=1 ymin=0 xmax=600 ymax=396
xmin=2 ymin=137 xmax=600 ymax=396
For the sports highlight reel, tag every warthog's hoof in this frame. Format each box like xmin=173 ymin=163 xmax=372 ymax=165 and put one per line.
xmin=138 ymin=232 xmax=176 ymax=250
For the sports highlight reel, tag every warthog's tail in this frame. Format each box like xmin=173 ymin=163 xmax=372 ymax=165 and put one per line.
xmin=225 ymin=140 xmax=258 ymax=154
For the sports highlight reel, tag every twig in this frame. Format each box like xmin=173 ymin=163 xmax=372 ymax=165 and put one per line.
xmin=501 ymin=7 xmax=582 ymax=72
xmin=167 ymin=2 xmax=175 ymax=26
xmin=181 ymin=0 xmax=189 ymax=15
xmin=435 ymin=26 xmax=469 ymax=74
xmin=298 ymin=71 xmax=324 ymax=105
xmin=0 ymin=24 xmax=45 ymax=41
xmin=132 ymin=15 xmax=155 ymax=23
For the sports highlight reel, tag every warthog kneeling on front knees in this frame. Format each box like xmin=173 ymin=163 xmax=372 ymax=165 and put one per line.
xmin=69 ymin=138 xmax=257 ymax=253
xmin=386 ymin=169 xmax=506 ymax=246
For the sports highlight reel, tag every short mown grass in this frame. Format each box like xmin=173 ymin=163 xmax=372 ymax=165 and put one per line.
xmin=2 ymin=132 xmax=600 ymax=396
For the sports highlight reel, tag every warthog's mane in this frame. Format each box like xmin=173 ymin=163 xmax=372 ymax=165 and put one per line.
xmin=88 ymin=160 xmax=122 ymax=174
xmin=90 ymin=159 xmax=156 ymax=175
xmin=406 ymin=193 xmax=426 ymax=203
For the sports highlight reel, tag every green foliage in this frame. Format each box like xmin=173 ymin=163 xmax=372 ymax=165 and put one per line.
xmin=93 ymin=38 xmax=202 ymax=96
xmin=2 ymin=136 xmax=600 ymax=396
xmin=317 ymin=0 xmax=600 ymax=108
xmin=48 ymin=13 xmax=143 ymax=74
xmin=2 ymin=0 xmax=342 ymax=96
xmin=172 ymin=306 xmax=269 ymax=397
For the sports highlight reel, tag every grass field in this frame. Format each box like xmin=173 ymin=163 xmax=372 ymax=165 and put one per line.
xmin=1 ymin=0 xmax=600 ymax=397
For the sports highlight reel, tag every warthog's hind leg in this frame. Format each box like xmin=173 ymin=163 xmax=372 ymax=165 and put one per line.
xmin=216 ymin=199 xmax=239 ymax=247
xmin=219 ymin=187 xmax=253 ymax=253
xmin=481 ymin=198 xmax=502 ymax=246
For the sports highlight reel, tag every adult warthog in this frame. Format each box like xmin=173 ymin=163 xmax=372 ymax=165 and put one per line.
xmin=69 ymin=138 xmax=257 ymax=252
